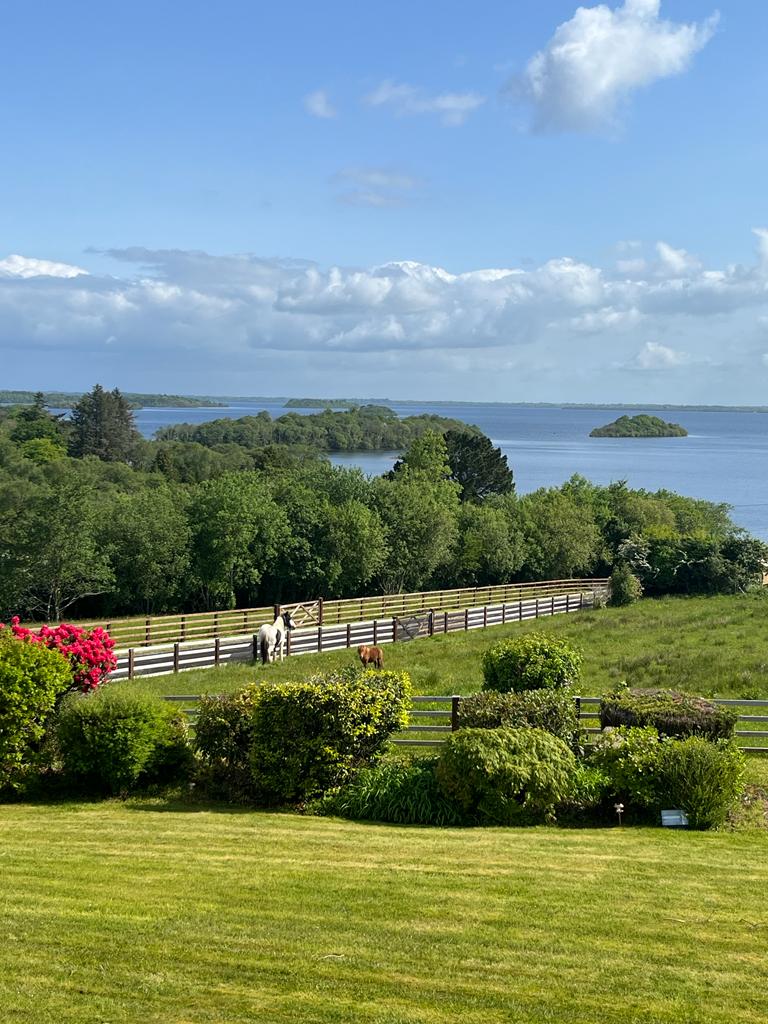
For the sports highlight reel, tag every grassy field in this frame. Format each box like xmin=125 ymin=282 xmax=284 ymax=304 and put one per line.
xmin=125 ymin=592 xmax=768 ymax=701
xmin=1 ymin=801 xmax=767 ymax=1023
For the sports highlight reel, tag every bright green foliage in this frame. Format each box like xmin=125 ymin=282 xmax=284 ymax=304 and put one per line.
xmin=436 ymin=726 xmax=578 ymax=824
xmin=55 ymin=688 xmax=192 ymax=795
xmin=322 ymin=754 xmax=465 ymax=826
xmin=589 ymin=726 xmax=664 ymax=809
xmin=481 ymin=631 xmax=582 ymax=693
xmin=0 ymin=628 xmax=72 ymax=789
xmin=457 ymin=689 xmax=577 ymax=745
xmin=609 ymin=562 xmax=643 ymax=606
xmin=600 ymin=686 xmax=737 ymax=740
xmin=249 ymin=668 xmax=411 ymax=803
xmin=194 ymin=687 xmax=262 ymax=801
xmin=657 ymin=737 xmax=745 ymax=829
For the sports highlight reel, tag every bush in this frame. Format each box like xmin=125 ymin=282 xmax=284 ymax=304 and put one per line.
xmin=4 ymin=616 xmax=116 ymax=692
xmin=657 ymin=737 xmax=745 ymax=830
xmin=322 ymin=755 xmax=465 ymax=826
xmin=249 ymin=668 xmax=411 ymax=804
xmin=609 ymin=563 xmax=643 ymax=606
xmin=436 ymin=727 xmax=577 ymax=824
xmin=600 ymin=686 xmax=737 ymax=741
xmin=589 ymin=726 xmax=663 ymax=809
xmin=55 ymin=688 xmax=192 ymax=796
xmin=0 ymin=627 xmax=72 ymax=790
xmin=457 ymin=689 xmax=578 ymax=745
xmin=194 ymin=687 xmax=261 ymax=801
xmin=481 ymin=632 xmax=582 ymax=694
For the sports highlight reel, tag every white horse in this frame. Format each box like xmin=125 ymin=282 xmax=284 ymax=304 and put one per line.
xmin=257 ymin=610 xmax=295 ymax=664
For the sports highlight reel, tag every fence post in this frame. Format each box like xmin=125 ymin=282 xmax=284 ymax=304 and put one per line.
xmin=574 ymin=695 xmax=581 ymax=738
xmin=274 ymin=603 xmax=281 ymax=620
xmin=181 ymin=614 xmax=187 ymax=641
xmin=286 ymin=630 xmax=292 ymax=657
xmin=579 ymin=591 xmax=584 ymax=610
xmin=252 ymin=633 xmax=259 ymax=661
xmin=346 ymin=623 xmax=351 ymax=648
xmin=428 ymin=610 xmax=434 ymax=636
xmin=550 ymin=596 xmax=555 ymax=616
xmin=318 ymin=624 xmax=323 ymax=653
xmin=318 ymin=598 xmax=324 ymax=626
xmin=145 ymin=618 xmax=151 ymax=646
xmin=373 ymin=619 xmax=378 ymax=645
xmin=392 ymin=616 xmax=398 ymax=642
xmin=502 ymin=602 xmax=507 ymax=625
xmin=128 ymin=648 xmax=135 ymax=680
xmin=214 ymin=611 xmax=220 ymax=638
xmin=451 ymin=696 xmax=461 ymax=732
xmin=535 ymin=597 xmax=539 ymax=619
xmin=464 ymin=608 xmax=469 ymax=631
xmin=443 ymin=610 xmax=448 ymax=634
xmin=214 ymin=638 xmax=221 ymax=667
xmin=173 ymin=643 xmax=180 ymax=673
xmin=483 ymin=605 xmax=488 ymax=629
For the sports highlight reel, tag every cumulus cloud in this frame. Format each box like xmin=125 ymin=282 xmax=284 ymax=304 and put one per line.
xmin=512 ymin=0 xmax=718 ymax=133
xmin=364 ymin=80 xmax=485 ymax=126
xmin=303 ymin=89 xmax=337 ymax=119
xmin=629 ymin=340 xmax=688 ymax=370
xmin=0 ymin=254 xmax=88 ymax=279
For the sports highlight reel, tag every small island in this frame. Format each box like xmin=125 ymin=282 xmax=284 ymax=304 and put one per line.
xmin=590 ymin=414 xmax=688 ymax=438
xmin=284 ymin=398 xmax=359 ymax=409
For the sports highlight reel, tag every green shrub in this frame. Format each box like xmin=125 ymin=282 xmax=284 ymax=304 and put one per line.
xmin=609 ymin=563 xmax=643 ymax=606
xmin=589 ymin=726 xmax=663 ymax=809
xmin=249 ymin=668 xmax=411 ymax=804
xmin=556 ymin=762 xmax=612 ymax=824
xmin=0 ymin=627 xmax=72 ymax=791
xmin=458 ymin=689 xmax=578 ymax=745
xmin=55 ymin=688 xmax=192 ymax=796
xmin=436 ymin=727 xmax=577 ymax=824
xmin=657 ymin=737 xmax=745 ymax=830
xmin=481 ymin=632 xmax=582 ymax=694
xmin=322 ymin=755 xmax=465 ymax=826
xmin=600 ymin=686 xmax=737 ymax=741
xmin=194 ymin=687 xmax=261 ymax=801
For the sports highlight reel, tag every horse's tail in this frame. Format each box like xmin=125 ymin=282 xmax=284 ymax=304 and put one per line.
xmin=260 ymin=635 xmax=270 ymax=664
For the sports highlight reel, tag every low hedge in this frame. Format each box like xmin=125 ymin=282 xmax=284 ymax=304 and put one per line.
xmin=194 ymin=687 xmax=261 ymax=802
xmin=600 ymin=686 xmax=737 ymax=741
xmin=481 ymin=632 xmax=582 ymax=694
xmin=457 ymin=689 xmax=578 ymax=746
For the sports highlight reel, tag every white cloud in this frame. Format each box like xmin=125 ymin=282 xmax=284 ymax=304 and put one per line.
xmin=0 ymin=253 xmax=88 ymax=279
xmin=630 ymin=340 xmax=688 ymax=369
xmin=364 ymin=80 xmax=485 ymax=126
xmin=514 ymin=0 xmax=718 ymax=133
xmin=303 ymin=89 xmax=337 ymax=119
xmin=655 ymin=241 xmax=701 ymax=276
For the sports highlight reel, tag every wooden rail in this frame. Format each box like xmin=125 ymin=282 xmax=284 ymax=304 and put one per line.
xmin=110 ymin=585 xmax=608 ymax=682
xmin=27 ymin=578 xmax=610 ymax=651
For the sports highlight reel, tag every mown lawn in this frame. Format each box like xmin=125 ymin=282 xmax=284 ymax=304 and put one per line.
xmin=125 ymin=592 xmax=768 ymax=700
xmin=0 ymin=802 xmax=767 ymax=1023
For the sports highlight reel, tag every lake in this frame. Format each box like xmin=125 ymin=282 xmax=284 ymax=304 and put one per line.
xmin=130 ymin=401 xmax=768 ymax=539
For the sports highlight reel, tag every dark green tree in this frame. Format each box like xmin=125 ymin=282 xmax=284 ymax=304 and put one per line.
xmin=444 ymin=430 xmax=514 ymax=502
xmin=9 ymin=392 xmax=68 ymax=447
xmin=68 ymin=385 xmax=140 ymax=462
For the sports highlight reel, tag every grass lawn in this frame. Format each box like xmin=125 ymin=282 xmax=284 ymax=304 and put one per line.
xmin=1 ymin=801 xmax=767 ymax=1023
xmin=124 ymin=592 xmax=768 ymax=701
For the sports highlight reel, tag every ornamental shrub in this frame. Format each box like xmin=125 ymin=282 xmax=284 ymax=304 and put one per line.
xmin=656 ymin=737 xmax=745 ymax=830
xmin=589 ymin=726 xmax=663 ymax=810
xmin=194 ymin=687 xmax=261 ymax=801
xmin=249 ymin=668 xmax=411 ymax=804
xmin=55 ymin=688 xmax=192 ymax=796
xmin=4 ymin=616 xmax=116 ymax=692
xmin=0 ymin=627 xmax=72 ymax=790
xmin=600 ymin=686 xmax=737 ymax=741
xmin=457 ymin=689 xmax=578 ymax=746
xmin=436 ymin=727 xmax=577 ymax=824
xmin=609 ymin=563 xmax=643 ymax=606
xmin=322 ymin=754 xmax=465 ymax=826
xmin=481 ymin=632 xmax=582 ymax=694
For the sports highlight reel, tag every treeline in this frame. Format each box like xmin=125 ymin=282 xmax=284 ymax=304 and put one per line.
xmin=0 ymin=390 xmax=224 ymax=409
xmin=0 ymin=388 xmax=765 ymax=621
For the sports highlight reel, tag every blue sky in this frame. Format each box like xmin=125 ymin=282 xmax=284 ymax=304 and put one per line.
xmin=3 ymin=0 xmax=768 ymax=402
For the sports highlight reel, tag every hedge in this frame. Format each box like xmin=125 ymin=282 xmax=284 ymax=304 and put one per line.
xmin=600 ymin=686 xmax=737 ymax=741
xmin=457 ymin=689 xmax=578 ymax=745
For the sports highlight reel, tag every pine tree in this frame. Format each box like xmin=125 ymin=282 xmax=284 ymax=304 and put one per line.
xmin=68 ymin=385 xmax=140 ymax=462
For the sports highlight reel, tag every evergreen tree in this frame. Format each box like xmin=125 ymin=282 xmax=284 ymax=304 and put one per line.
xmin=444 ymin=430 xmax=515 ymax=502
xmin=10 ymin=392 xmax=68 ymax=446
xmin=68 ymin=385 xmax=140 ymax=462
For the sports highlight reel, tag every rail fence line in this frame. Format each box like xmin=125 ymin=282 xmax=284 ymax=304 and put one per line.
xmin=36 ymin=577 xmax=609 ymax=651
xmin=162 ymin=693 xmax=768 ymax=756
xmin=109 ymin=585 xmax=609 ymax=682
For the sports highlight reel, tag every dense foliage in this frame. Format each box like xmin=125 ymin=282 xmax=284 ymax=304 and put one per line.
xmin=609 ymin=563 xmax=643 ymax=606
xmin=55 ymin=688 xmax=192 ymax=795
xmin=0 ymin=627 xmax=72 ymax=789
xmin=457 ymin=689 xmax=578 ymax=745
xmin=248 ymin=668 xmax=411 ymax=803
xmin=194 ymin=687 xmax=262 ymax=802
xmin=481 ymin=632 xmax=583 ymax=693
xmin=590 ymin=415 xmax=688 ymax=438
xmin=600 ymin=686 xmax=737 ymax=740
xmin=436 ymin=727 xmax=578 ymax=824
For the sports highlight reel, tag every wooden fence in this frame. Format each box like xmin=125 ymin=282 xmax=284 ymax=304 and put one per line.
xmin=39 ymin=578 xmax=609 ymax=651
xmin=109 ymin=584 xmax=609 ymax=681
xmin=162 ymin=693 xmax=768 ymax=755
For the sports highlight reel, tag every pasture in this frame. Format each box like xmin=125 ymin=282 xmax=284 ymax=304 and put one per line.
xmin=2 ymin=801 xmax=768 ymax=1023
xmin=124 ymin=592 xmax=768 ymax=701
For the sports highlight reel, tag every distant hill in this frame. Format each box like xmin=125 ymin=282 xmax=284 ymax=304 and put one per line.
xmin=590 ymin=414 xmax=688 ymax=438
xmin=0 ymin=391 xmax=225 ymax=409
xmin=284 ymin=398 xmax=358 ymax=409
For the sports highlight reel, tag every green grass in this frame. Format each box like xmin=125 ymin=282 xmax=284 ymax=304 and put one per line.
xmin=1 ymin=801 xmax=767 ymax=1023
xmin=124 ymin=593 xmax=768 ymax=701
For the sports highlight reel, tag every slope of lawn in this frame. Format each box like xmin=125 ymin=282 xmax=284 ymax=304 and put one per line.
xmin=1 ymin=801 xmax=767 ymax=1024
xmin=124 ymin=592 xmax=768 ymax=701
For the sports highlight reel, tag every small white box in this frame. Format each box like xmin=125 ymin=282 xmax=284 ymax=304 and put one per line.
xmin=661 ymin=809 xmax=689 ymax=828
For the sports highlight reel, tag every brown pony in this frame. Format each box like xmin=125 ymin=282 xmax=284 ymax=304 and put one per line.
xmin=358 ymin=644 xmax=384 ymax=669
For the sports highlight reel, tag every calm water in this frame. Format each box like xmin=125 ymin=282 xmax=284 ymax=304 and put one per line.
xmin=130 ymin=401 xmax=768 ymax=539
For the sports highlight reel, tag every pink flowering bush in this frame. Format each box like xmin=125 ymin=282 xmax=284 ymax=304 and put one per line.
xmin=1 ymin=617 xmax=116 ymax=692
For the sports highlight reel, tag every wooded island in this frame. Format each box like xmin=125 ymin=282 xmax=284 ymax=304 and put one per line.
xmin=590 ymin=414 xmax=688 ymax=438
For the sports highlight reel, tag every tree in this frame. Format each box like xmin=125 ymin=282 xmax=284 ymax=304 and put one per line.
xmin=444 ymin=430 xmax=514 ymax=502
xmin=68 ymin=385 xmax=141 ymax=462
xmin=517 ymin=488 xmax=601 ymax=581
xmin=9 ymin=393 xmax=68 ymax=446
xmin=451 ymin=502 xmax=524 ymax=586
